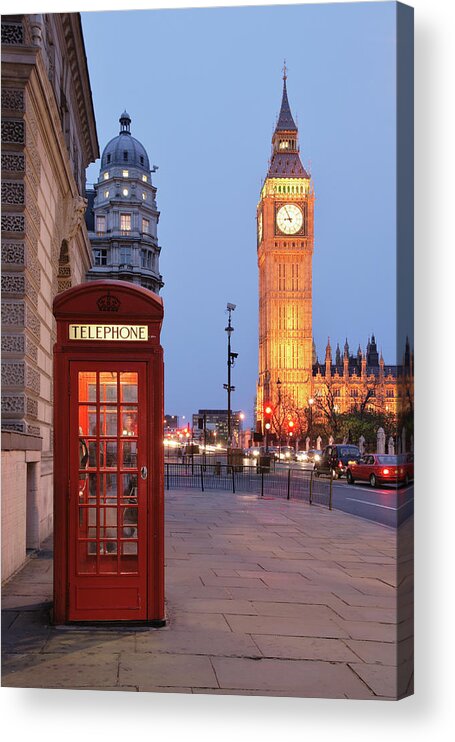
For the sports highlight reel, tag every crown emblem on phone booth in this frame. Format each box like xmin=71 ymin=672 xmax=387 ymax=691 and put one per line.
xmin=97 ymin=293 xmax=121 ymax=312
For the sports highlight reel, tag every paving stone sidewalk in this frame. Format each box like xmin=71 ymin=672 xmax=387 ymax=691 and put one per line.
xmin=1 ymin=489 xmax=413 ymax=699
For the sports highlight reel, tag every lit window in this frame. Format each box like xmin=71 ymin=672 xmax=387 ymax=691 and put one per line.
xmin=142 ymin=218 xmax=150 ymax=233
xmin=120 ymin=213 xmax=131 ymax=231
xmin=142 ymin=192 xmax=146 ymax=200
xmin=96 ymin=215 xmax=106 ymax=233
xmin=122 ymin=170 xmax=129 ymax=178
xmin=103 ymin=172 xmax=109 ymax=180
xmin=104 ymin=190 xmax=109 ymax=198
xmin=142 ymin=175 xmax=148 ymax=182
xmin=122 ymin=188 xmax=129 ymax=197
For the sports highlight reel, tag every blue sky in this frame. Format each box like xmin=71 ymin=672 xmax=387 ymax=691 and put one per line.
xmin=82 ymin=1 xmax=397 ymax=427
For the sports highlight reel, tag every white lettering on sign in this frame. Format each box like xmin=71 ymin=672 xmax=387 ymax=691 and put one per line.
xmin=69 ymin=324 xmax=148 ymax=341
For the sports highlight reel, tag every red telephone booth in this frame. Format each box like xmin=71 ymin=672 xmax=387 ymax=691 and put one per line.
xmin=52 ymin=280 xmax=165 ymax=625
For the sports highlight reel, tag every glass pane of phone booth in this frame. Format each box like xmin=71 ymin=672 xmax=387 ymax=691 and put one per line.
xmin=77 ymin=371 xmax=140 ymax=576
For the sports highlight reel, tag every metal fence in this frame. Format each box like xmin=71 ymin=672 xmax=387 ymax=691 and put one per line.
xmin=164 ymin=462 xmax=333 ymax=510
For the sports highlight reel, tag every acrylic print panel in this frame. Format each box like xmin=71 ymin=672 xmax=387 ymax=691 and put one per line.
xmin=1 ymin=1 xmax=413 ymax=700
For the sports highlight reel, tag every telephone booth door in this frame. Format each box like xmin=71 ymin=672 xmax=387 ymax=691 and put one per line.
xmin=69 ymin=361 xmax=148 ymax=621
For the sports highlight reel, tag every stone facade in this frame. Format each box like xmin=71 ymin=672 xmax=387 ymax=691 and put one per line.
xmin=1 ymin=13 xmax=99 ymax=580
xmin=86 ymin=111 xmax=163 ymax=293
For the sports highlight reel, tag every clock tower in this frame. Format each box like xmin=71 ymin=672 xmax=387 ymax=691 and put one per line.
xmin=256 ymin=70 xmax=314 ymax=431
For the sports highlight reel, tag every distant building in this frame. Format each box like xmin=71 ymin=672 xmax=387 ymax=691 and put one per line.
xmin=192 ymin=409 xmax=244 ymax=447
xmin=1 ymin=13 xmax=99 ymax=581
xmin=85 ymin=111 xmax=163 ymax=292
xmin=164 ymin=414 xmax=179 ymax=432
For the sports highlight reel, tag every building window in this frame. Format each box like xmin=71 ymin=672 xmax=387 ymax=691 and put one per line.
xmin=278 ymin=264 xmax=286 ymax=291
xmin=103 ymin=172 xmax=109 ymax=180
xmin=142 ymin=174 xmax=147 ymax=182
xmin=119 ymin=246 xmax=132 ymax=265
xmin=94 ymin=249 xmax=108 ymax=266
xmin=104 ymin=190 xmax=109 ymax=199
xmin=107 ymin=154 xmax=111 ymax=163
xmin=141 ymin=249 xmax=152 ymax=269
xmin=96 ymin=215 xmax=106 ymax=233
xmin=140 ymin=156 xmax=144 ymax=165
xmin=120 ymin=213 xmax=131 ymax=231
xmin=333 ymin=388 xmax=341 ymax=397
xmin=122 ymin=188 xmax=129 ymax=197
xmin=142 ymin=218 xmax=150 ymax=233
xmin=142 ymin=192 xmax=147 ymax=201
xmin=350 ymin=388 xmax=359 ymax=397
xmin=123 ymin=150 xmax=128 ymax=161
xmin=386 ymin=388 xmax=394 ymax=398
xmin=122 ymin=169 xmax=129 ymax=178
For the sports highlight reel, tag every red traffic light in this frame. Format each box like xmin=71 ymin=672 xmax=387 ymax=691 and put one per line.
xmin=264 ymin=405 xmax=272 ymax=415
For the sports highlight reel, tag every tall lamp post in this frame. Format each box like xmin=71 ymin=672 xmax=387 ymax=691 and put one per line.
xmin=224 ymin=303 xmax=238 ymax=450
xmin=276 ymin=378 xmax=282 ymax=459
xmin=308 ymin=397 xmax=314 ymax=446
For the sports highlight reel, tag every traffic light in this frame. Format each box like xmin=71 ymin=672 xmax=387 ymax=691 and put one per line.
xmin=264 ymin=404 xmax=273 ymax=431
xmin=288 ymin=419 xmax=294 ymax=436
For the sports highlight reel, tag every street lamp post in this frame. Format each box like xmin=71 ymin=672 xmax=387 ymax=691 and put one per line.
xmin=224 ymin=303 xmax=237 ymax=451
xmin=308 ymin=397 xmax=314 ymax=446
xmin=276 ymin=378 xmax=282 ymax=460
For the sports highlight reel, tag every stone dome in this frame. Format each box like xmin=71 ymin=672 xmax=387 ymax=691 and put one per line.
xmin=100 ymin=111 xmax=150 ymax=172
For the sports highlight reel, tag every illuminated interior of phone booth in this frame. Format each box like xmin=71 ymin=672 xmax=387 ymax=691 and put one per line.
xmin=77 ymin=371 xmax=140 ymax=574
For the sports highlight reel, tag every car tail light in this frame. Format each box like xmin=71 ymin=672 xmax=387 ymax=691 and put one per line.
xmin=382 ymin=468 xmax=390 ymax=475
xmin=338 ymin=461 xmax=342 ymax=468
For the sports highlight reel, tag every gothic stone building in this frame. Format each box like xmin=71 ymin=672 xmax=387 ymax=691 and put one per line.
xmin=256 ymin=73 xmax=411 ymax=437
xmin=1 ymin=14 xmax=99 ymax=581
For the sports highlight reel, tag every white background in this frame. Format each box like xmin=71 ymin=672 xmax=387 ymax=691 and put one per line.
xmin=1 ymin=1 xmax=454 ymax=739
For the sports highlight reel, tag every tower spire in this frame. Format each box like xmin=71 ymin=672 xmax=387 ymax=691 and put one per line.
xmin=276 ymin=68 xmax=297 ymax=132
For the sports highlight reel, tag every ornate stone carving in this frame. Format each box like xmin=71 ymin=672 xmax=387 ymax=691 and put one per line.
xmin=1 ymin=120 xmax=25 ymax=145
xmin=25 ymin=337 xmax=38 ymax=362
xmin=67 ymin=195 xmax=87 ymax=240
xmin=26 ymin=396 xmax=38 ymax=419
xmin=1 ymin=89 xmax=24 ymax=112
xmin=1 ymin=301 xmax=25 ymax=326
xmin=1 ymin=242 xmax=25 ymax=264
xmin=1 ymin=334 xmax=25 ymax=354
xmin=1 ymin=214 xmax=25 ymax=233
xmin=1 ymin=274 xmax=25 ymax=296
xmin=26 ymin=366 xmax=40 ymax=394
xmin=1 ymin=22 xmax=24 ymax=45
xmin=27 ymin=425 xmax=40 ymax=436
xmin=1 ymin=395 xmax=25 ymax=413
xmin=26 ymin=306 xmax=40 ymax=340
xmin=2 ymin=361 xmax=25 ymax=387
xmin=2 ymin=421 xmax=26 ymax=433
xmin=57 ymin=279 xmax=72 ymax=293
xmin=25 ymin=198 xmax=40 ymax=229
xmin=1 ymin=181 xmax=25 ymax=205
xmin=1 ymin=153 xmax=25 ymax=172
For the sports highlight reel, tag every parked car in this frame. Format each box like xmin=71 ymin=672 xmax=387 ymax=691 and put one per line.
xmin=314 ymin=444 xmax=361 ymax=479
xmin=346 ymin=454 xmax=410 ymax=487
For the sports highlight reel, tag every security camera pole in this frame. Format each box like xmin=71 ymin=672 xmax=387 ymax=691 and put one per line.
xmin=224 ymin=303 xmax=237 ymax=450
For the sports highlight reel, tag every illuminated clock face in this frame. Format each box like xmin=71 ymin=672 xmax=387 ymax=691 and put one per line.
xmin=276 ymin=204 xmax=303 ymax=235
xmin=258 ymin=211 xmax=263 ymax=243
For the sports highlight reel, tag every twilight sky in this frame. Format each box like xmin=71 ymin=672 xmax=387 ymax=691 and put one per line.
xmin=81 ymin=1 xmax=397 ymax=428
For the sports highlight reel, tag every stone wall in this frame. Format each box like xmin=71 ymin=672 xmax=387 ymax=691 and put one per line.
xmin=1 ymin=13 xmax=99 ymax=581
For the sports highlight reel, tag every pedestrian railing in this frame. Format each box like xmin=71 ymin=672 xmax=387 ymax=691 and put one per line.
xmin=164 ymin=462 xmax=333 ymax=510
